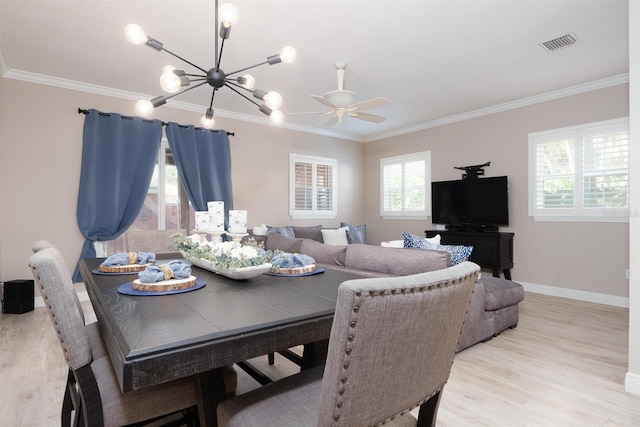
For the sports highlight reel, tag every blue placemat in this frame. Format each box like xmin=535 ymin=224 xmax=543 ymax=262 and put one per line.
xmin=264 ymin=266 xmax=325 ymax=277
xmin=117 ymin=278 xmax=206 ymax=296
xmin=92 ymin=269 xmax=140 ymax=276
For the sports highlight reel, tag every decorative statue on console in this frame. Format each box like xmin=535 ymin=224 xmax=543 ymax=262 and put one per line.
xmin=454 ymin=161 xmax=491 ymax=179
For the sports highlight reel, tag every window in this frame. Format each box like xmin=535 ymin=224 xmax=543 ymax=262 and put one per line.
xmin=528 ymin=117 xmax=629 ymax=222
xmin=98 ymin=140 xmax=194 ymax=256
xmin=380 ymin=151 xmax=431 ymax=218
xmin=290 ymin=154 xmax=337 ymax=219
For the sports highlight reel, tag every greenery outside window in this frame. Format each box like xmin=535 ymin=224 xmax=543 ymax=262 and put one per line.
xmin=528 ymin=117 xmax=629 ymax=222
xmin=290 ymin=153 xmax=337 ymax=219
xmin=380 ymin=151 xmax=431 ymax=218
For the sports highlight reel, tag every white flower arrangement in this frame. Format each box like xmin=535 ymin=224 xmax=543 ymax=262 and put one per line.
xmin=172 ymin=233 xmax=276 ymax=273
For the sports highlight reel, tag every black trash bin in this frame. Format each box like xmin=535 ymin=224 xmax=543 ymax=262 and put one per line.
xmin=2 ymin=279 xmax=35 ymax=314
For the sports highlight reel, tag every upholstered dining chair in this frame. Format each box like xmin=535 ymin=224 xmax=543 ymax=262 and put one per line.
xmin=124 ymin=229 xmax=187 ymax=253
xmin=217 ymin=261 xmax=480 ymax=427
xmin=29 ymin=246 xmax=200 ymax=427
xmin=31 ymin=240 xmax=110 ymax=426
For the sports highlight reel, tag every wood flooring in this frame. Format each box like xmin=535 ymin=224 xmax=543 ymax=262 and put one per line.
xmin=1 ymin=292 xmax=638 ymax=426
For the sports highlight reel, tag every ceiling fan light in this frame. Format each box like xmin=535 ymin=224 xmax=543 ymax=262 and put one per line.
xmin=324 ymin=90 xmax=357 ymax=108
xmin=264 ymin=91 xmax=283 ymax=109
xmin=135 ymin=100 xmax=154 ymax=116
xmin=280 ymin=46 xmax=297 ymax=64
xmin=125 ymin=24 xmax=147 ymax=45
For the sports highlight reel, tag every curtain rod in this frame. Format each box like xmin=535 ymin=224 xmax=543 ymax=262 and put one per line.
xmin=78 ymin=108 xmax=235 ymax=136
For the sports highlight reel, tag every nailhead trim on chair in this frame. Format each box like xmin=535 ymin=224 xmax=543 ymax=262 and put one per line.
xmin=330 ymin=271 xmax=478 ymax=426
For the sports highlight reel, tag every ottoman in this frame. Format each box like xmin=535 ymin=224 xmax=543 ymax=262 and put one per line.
xmin=481 ymin=276 xmax=525 ymax=336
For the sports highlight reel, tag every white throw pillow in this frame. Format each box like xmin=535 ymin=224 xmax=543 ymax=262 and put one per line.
xmin=321 ymin=227 xmax=349 ymax=246
xmin=426 ymin=234 xmax=441 ymax=245
xmin=380 ymin=240 xmax=404 ymax=248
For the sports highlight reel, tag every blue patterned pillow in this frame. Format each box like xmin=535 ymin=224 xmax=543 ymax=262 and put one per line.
xmin=340 ymin=222 xmax=366 ymax=244
xmin=402 ymin=232 xmax=473 ymax=265
xmin=266 ymin=226 xmax=295 ymax=239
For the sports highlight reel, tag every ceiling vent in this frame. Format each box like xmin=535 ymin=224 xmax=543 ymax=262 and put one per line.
xmin=539 ymin=32 xmax=580 ymax=52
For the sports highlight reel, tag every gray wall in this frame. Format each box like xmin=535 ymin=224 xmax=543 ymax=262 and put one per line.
xmin=0 ymin=77 xmax=629 ymax=302
xmin=364 ymin=84 xmax=630 ymax=299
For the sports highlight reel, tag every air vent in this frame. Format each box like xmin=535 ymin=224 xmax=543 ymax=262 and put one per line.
xmin=539 ymin=32 xmax=580 ymax=52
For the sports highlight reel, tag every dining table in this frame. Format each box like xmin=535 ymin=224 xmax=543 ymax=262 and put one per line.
xmin=79 ymin=254 xmax=363 ymax=427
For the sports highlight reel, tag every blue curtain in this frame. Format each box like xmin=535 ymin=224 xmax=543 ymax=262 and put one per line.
xmin=72 ymin=109 xmax=162 ymax=281
xmin=166 ymin=123 xmax=233 ymax=221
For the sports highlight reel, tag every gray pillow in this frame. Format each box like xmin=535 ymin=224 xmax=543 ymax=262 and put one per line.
xmin=300 ymin=239 xmax=347 ymax=266
xmin=265 ymin=233 xmax=303 ymax=253
xmin=292 ymin=225 xmax=324 ymax=242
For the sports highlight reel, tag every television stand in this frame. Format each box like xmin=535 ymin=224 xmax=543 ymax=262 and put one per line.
xmin=425 ymin=230 xmax=514 ymax=279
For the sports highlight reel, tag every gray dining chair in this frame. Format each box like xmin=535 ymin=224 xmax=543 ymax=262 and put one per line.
xmin=124 ymin=229 xmax=186 ymax=253
xmin=29 ymin=246 xmax=200 ymax=427
xmin=31 ymin=240 xmax=109 ymax=426
xmin=217 ymin=261 xmax=480 ymax=427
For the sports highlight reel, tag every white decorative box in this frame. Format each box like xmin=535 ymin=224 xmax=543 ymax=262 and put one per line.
xmin=228 ymin=210 xmax=247 ymax=234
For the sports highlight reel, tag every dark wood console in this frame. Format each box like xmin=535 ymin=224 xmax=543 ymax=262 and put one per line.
xmin=425 ymin=230 xmax=514 ymax=279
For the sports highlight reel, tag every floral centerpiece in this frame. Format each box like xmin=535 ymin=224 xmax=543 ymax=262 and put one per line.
xmin=172 ymin=233 xmax=276 ymax=279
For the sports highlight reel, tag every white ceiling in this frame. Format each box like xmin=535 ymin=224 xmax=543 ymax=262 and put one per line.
xmin=0 ymin=0 xmax=629 ymax=142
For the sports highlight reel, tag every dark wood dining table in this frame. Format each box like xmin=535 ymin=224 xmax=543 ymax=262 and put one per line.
xmin=79 ymin=254 xmax=363 ymax=427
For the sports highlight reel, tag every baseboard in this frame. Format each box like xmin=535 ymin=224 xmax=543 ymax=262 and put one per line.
xmin=34 ymin=291 xmax=89 ymax=308
xmin=625 ymin=372 xmax=640 ymax=396
xmin=518 ymin=281 xmax=629 ymax=308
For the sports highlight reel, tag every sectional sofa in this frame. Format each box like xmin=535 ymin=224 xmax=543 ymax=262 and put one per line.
xmin=258 ymin=231 xmax=524 ymax=351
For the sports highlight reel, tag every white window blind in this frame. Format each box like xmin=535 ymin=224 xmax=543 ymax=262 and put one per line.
xmin=290 ymin=154 xmax=337 ymax=219
xmin=528 ymin=117 xmax=629 ymax=222
xmin=380 ymin=151 xmax=431 ymax=218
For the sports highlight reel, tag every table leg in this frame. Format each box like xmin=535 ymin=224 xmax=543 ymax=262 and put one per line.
xmin=195 ymin=368 xmax=227 ymax=427
xmin=301 ymin=339 xmax=329 ymax=370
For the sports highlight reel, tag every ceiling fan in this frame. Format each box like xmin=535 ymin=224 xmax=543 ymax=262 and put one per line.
xmin=291 ymin=60 xmax=390 ymax=126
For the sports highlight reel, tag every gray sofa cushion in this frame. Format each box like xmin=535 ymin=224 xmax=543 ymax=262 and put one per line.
xmin=300 ymin=239 xmax=347 ymax=266
xmin=344 ymin=244 xmax=450 ymax=276
xmin=265 ymin=233 xmax=303 ymax=253
xmin=480 ymin=277 xmax=525 ymax=311
xmin=292 ymin=225 xmax=324 ymax=242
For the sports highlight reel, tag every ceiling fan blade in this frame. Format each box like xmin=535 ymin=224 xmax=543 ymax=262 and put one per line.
xmin=310 ymin=95 xmax=337 ymax=109
xmin=349 ymin=112 xmax=387 ymax=123
xmin=287 ymin=111 xmax=333 ymax=115
xmin=324 ymin=116 xmax=339 ymax=127
xmin=350 ymin=97 xmax=390 ymax=111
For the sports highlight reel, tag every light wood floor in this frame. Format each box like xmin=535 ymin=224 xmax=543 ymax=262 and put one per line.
xmin=1 ymin=292 xmax=638 ymax=426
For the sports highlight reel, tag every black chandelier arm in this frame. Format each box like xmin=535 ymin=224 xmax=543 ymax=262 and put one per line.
xmin=225 ymin=80 xmax=253 ymax=94
xmin=160 ymin=46 xmax=208 ymax=74
xmin=216 ymin=37 xmax=227 ymax=71
xmin=226 ymin=60 xmax=271 ymax=77
xmin=208 ymin=88 xmax=217 ymax=110
xmin=224 ymin=82 xmax=262 ymax=109
xmin=162 ymin=80 xmax=210 ymax=102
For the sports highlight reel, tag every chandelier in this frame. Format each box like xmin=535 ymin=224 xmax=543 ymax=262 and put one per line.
xmin=125 ymin=0 xmax=296 ymax=128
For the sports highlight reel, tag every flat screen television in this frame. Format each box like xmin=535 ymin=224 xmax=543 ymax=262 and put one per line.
xmin=431 ymin=176 xmax=509 ymax=230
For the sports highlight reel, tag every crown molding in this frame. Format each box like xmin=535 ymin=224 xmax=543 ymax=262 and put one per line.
xmin=2 ymin=68 xmax=628 ymax=144
xmin=364 ymin=73 xmax=630 ymax=143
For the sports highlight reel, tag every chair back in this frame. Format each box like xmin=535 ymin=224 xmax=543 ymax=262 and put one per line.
xmin=318 ymin=261 xmax=479 ymax=426
xmin=31 ymin=240 xmax=86 ymax=324
xmin=29 ymin=247 xmax=92 ymax=371
xmin=125 ymin=229 xmax=186 ymax=253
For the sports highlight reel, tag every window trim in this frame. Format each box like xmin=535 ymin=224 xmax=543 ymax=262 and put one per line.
xmin=289 ymin=153 xmax=338 ymax=220
xmin=380 ymin=151 xmax=431 ymax=219
xmin=528 ymin=117 xmax=629 ymax=223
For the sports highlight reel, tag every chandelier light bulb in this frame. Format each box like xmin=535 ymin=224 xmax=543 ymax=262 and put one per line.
xmin=270 ymin=110 xmax=284 ymax=125
xmin=264 ymin=91 xmax=283 ymax=110
xmin=239 ymin=74 xmax=255 ymax=89
xmin=160 ymin=68 xmax=181 ymax=93
xmin=280 ymin=46 xmax=297 ymax=64
xmin=135 ymin=100 xmax=154 ymax=116
xmin=201 ymin=115 xmax=215 ymax=128
xmin=125 ymin=24 xmax=148 ymax=45
xmin=219 ymin=3 xmax=239 ymax=26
